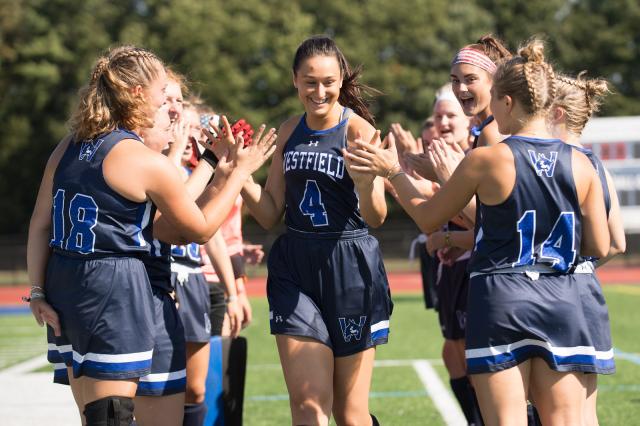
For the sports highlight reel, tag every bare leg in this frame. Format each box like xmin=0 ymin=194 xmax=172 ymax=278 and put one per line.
xmin=332 ymin=347 xmax=376 ymax=426
xmin=529 ymin=357 xmax=587 ymax=426
xmin=134 ymin=393 xmax=185 ymax=426
xmin=67 ymin=366 xmax=86 ymax=425
xmin=276 ymin=335 xmax=334 ymax=426
xmin=585 ymin=374 xmax=599 ymax=426
xmin=470 ymin=360 xmax=530 ymax=426
xmin=185 ymin=342 xmax=210 ymax=404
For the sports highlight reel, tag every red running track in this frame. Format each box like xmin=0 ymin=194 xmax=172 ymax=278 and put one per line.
xmin=1 ymin=267 xmax=639 ymax=306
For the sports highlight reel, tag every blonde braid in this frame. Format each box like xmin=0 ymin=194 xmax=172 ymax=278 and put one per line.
xmin=91 ymin=58 xmax=109 ymax=83
xmin=523 ymin=61 xmax=539 ymax=111
xmin=543 ymin=62 xmax=556 ymax=110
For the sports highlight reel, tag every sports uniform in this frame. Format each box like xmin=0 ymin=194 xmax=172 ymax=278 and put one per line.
xmin=172 ymin=241 xmax=212 ymax=343
xmin=136 ymin=239 xmax=187 ymax=396
xmin=465 ymin=136 xmax=615 ymax=375
xmin=436 ymin=222 xmax=471 ymax=340
xmin=571 ymin=146 xmax=615 ymax=370
xmin=267 ymin=108 xmax=393 ymax=356
xmin=46 ymin=129 xmax=156 ymax=383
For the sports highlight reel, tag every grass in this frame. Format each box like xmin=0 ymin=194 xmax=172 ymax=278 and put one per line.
xmin=2 ymin=286 xmax=640 ymax=424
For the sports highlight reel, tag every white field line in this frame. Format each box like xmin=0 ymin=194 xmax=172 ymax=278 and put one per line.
xmin=0 ymin=353 xmax=49 ymax=376
xmin=412 ymin=360 xmax=467 ymax=426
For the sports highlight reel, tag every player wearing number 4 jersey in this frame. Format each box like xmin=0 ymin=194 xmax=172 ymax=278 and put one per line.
xmin=345 ymin=39 xmax=610 ymax=424
xmin=240 ymin=36 xmax=391 ymax=426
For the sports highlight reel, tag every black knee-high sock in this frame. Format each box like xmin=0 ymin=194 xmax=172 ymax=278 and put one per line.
xmin=450 ymin=377 xmax=475 ymax=424
xmin=527 ymin=404 xmax=541 ymax=426
xmin=466 ymin=378 xmax=484 ymax=426
xmin=183 ymin=403 xmax=207 ymax=426
xmin=370 ymin=413 xmax=380 ymax=425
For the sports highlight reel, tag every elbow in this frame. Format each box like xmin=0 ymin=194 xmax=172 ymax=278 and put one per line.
xmin=608 ymin=240 xmax=626 ymax=257
xmin=366 ymin=212 xmax=387 ymax=229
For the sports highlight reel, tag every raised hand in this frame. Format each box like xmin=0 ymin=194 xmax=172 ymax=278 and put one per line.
xmin=230 ymin=125 xmax=278 ymax=176
xmin=405 ymin=152 xmax=438 ymax=181
xmin=343 ymin=129 xmax=382 ymax=187
xmin=428 ymin=138 xmax=466 ymax=183
xmin=343 ymin=131 xmax=400 ymax=178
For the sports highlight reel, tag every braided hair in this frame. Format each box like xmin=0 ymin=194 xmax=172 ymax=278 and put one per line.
xmin=69 ymin=45 xmax=165 ymax=141
xmin=553 ymin=72 xmax=609 ymax=136
xmin=493 ymin=38 xmax=556 ymax=116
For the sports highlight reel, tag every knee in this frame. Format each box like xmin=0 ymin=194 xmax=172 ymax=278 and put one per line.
xmin=289 ymin=393 xmax=331 ymax=425
xmin=185 ymin=382 xmax=206 ymax=404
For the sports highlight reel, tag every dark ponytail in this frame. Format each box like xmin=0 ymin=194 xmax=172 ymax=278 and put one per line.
xmin=293 ymin=35 xmax=379 ymax=125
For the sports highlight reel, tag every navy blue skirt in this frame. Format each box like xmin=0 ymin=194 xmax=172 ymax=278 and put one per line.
xmin=465 ymin=272 xmax=615 ymax=375
xmin=46 ymin=253 xmax=155 ymax=381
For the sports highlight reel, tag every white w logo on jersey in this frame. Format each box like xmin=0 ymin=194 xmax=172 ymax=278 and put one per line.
xmin=528 ymin=150 xmax=558 ymax=177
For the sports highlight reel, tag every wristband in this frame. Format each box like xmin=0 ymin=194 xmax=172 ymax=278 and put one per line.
xmin=201 ymin=149 xmax=219 ymax=168
xmin=225 ymin=294 xmax=238 ymax=304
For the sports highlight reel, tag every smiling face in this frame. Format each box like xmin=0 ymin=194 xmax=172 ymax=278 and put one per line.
xmin=293 ymin=55 xmax=343 ymax=119
xmin=450 ymin=63 xmax=493 ymax=118
xmin=141 ymin=103 xmax=172 ymax=153
xmin=433 ymin=100 xmax=470 ymax=145
xmin=165 ymin=80 xmax=184 ymax=123
xmin=141 ymin=68 xmax=168 ymax=121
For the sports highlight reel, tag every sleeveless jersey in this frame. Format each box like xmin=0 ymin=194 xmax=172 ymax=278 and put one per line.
xmin=468 ymin=136 xmax=582 ymax=274
xmin=471 ymin=115 xmax=494 ymax=149
xmin=49 ymin=129 xmax=154 ymax=255
xmin=573 ymin=146 xmax=611 ymax=216
xmin=143 ymin=238 xmax=173 ymax=291
xmin=283 ymin=108 xmax=367 ymax=233
xmin=171 ymin=242 xmax=202 ymax=267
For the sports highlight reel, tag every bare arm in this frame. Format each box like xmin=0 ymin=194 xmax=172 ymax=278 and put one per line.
xmin=240 ymin=119 xmax=298 ymax=229
xmin=596 ymin=168 xmax=626 ymax=266
xmin=344 ymin=121 xmax=387 ymax=228
xmin=26 ymin=138 xmax=71 ymax=335
xmin=344 ymin=136 xmax=481 ymax=234
xmin=573 ymin=151 xmax=610 ymax=258
xmin=203 ymin=232 xmax=241 ymax=337
xmin=107 ymin=130 xmax=277 ymax=244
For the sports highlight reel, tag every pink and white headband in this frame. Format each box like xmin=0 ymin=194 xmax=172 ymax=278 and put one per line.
xmin=451 ymin=48 xmax=497 ymax=74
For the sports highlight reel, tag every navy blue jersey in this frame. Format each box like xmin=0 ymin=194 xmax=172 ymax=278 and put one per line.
xmin=468 ymin=136 xmax=582 ymax=274
xmin=573 ymin=146 xmax=611 ymax=217
xmin=143 ymin=238 xmax=173 ymax=292
xmin=49 ymin=129 xmax=155 ymax=255
xmin=283 ymin=108 xmax=367 ymax=233
xmin=171 ymin=242 xmax=202 ymax=267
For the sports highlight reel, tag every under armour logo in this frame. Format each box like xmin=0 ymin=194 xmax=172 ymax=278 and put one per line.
xmin=338 ymin=316 xmax=367 ymax=342
xmin=78 ymin=139 xmax=104 ymax=162
xmin=308 ymin=140 xmax=319 ymax=147
xmin=528 ymin=150 xmax=558 ymax=177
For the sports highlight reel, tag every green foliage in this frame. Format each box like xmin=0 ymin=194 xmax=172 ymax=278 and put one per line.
xmin=0 ymin=0 xmax=638 ymax=232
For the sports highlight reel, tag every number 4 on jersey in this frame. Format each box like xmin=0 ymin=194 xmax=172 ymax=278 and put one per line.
xmin=299 ymin=180 xmax=328 ymax=227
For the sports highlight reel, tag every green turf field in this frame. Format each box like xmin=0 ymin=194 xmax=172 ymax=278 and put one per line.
xmin=2 ymin=286 xmax=640 ymax=425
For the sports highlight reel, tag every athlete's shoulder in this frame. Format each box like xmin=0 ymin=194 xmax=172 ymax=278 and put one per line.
xmin=346 ymin=111 xmax=375 ymax=140
xmin=478 ymin=120 xmax=505 ymax=147
xmin=275 ymin=114 xmax=303 ymax=149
